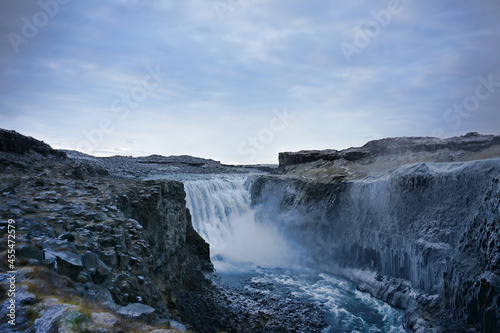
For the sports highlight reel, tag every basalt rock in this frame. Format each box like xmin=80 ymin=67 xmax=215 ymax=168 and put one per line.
xmin=251 ymin=158 xmax=500 ymax=332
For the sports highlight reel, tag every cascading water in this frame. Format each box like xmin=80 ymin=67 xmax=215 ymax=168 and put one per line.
xmin=151 ymin=173 xmax=405 ymax=332
xmin=183 ymin=175 xmax=298 ymax=271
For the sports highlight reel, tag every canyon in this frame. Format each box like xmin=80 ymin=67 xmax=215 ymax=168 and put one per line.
xmin=0 ymin=128 xmax=499 ymax=332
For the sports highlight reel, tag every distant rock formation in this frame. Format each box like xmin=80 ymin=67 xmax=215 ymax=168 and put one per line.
xmin=278 ymin=132 xmax=500 ymax=182
xmin=0 ymin=128 xmax=66 ymax=158
xmin=279 ymin=132 xmax=500 ymax=167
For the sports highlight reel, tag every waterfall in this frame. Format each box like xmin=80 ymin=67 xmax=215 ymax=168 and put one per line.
xmin=184 ymin=176 xmax=251 ymax=251
xmin=183 ymin=175 xmax=298 ymax=271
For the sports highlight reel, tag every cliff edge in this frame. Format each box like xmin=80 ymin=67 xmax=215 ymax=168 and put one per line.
xmin=278 ymin=132 xmax=500 ymax=182
xmin=252 ymin=133 xmax=500 ymax=332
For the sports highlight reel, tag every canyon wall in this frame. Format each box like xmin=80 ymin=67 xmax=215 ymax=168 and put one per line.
xmin=251 ymin=135 xmax=500 ymax=332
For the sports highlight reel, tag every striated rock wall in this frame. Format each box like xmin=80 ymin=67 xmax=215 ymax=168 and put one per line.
xmin=251 ymin=158 xmax=500 ymax=332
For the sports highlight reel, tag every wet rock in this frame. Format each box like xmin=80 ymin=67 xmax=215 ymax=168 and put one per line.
xmin=253 ymin=158 xmax=500 ymax=331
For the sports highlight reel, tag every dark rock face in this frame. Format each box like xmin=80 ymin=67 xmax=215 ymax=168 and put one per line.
xmin=251 ymin=158 xmax=500 ymax=332
xmin=0 ymin=129 xmax=224 ymax=331
xmin=0 ymin=129 xmax=66 ymax=158
xmin=278 ymin=132 xmax=500 ymax=168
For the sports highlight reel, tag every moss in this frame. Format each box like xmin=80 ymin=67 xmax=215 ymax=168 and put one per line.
xmin=17 ymin=264 xmax=186 ymax=333
xmin=62 ymin=311 xmax=88 ymax=332
xmin=26 ymin=307 xmax=40 ymax=326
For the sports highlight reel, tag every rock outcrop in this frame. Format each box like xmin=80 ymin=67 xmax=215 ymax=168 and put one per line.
xmin=0 ymin=129 xmax=66 ymax=158
xmin=278 ymin=132 xmax=500 ymax=182
xmin=0 ymin=129 xmax=227 ymax=331
xmin=0 ymin=153 xmax=214 ymax=331
xmin=252 ymin=139 xmax=500 ymax=332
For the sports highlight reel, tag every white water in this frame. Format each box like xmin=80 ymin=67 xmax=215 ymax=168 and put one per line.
xmin=148 ymin=174 xmax=405 ymax=332
xmin=183 ymin=175 xmax=298 ymax=271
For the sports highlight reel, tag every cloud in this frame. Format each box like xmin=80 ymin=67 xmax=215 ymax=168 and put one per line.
xmin=0 ymin=0 xmax=499 ymax=163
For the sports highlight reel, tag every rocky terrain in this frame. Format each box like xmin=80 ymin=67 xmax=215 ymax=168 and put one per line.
xmin=61 ymin=149 xmax=271 ymax=178
xmin=2 ymin=128 xmax=499 ymax=332
xmin=0 ymin=130 xmax=215 ymax=332
xmin=0 ymin=129 xmax=325 ymax=332
xmin=251 ymin=133 xmax=500 ymax=332
xmin=279 ymin=132 xmax=500 ymax=182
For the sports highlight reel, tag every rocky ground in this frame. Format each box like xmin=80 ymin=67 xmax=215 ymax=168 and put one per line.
xmin=0 ymin=129 xmax=325 ymax=332
xmin=60 ymin=150 xmax=274 ymax=178
xmin=0 ymin=131 xmax=211 ymax=331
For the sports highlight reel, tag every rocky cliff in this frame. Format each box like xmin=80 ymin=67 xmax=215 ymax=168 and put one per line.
xmin=0 ymin=129 xmax=241 ymax=332
xmin=0 ymin=137 xmax=216 ymax=331
xmin=278 ymin=132 xmax=500 ymax=182
xmin=0 ymin=129 xmax=320 ymax=333
xmin=251 ymin=133 xmax=500 ymax=332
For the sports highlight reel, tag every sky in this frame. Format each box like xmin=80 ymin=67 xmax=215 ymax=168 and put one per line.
xmin=1 ymin=0 xmax=499 ymax=164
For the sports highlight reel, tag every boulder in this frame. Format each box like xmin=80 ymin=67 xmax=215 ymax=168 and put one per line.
xmin=57 ymin=232 xmax=75 ymax=242
xmin=83 ymin=251 xmax=99 ymax=274
xmin=17 ymin=244 xmax=44 ymax=262
xmin=83 ymin=251 xmax=111 ymax=278
xmin=33 ymin=304 xmax=72 ymax=332
xmin=50 ymin=251 xmax=83 ymax=280
xmin=117 ymin=303 xmax=155 ymax=322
